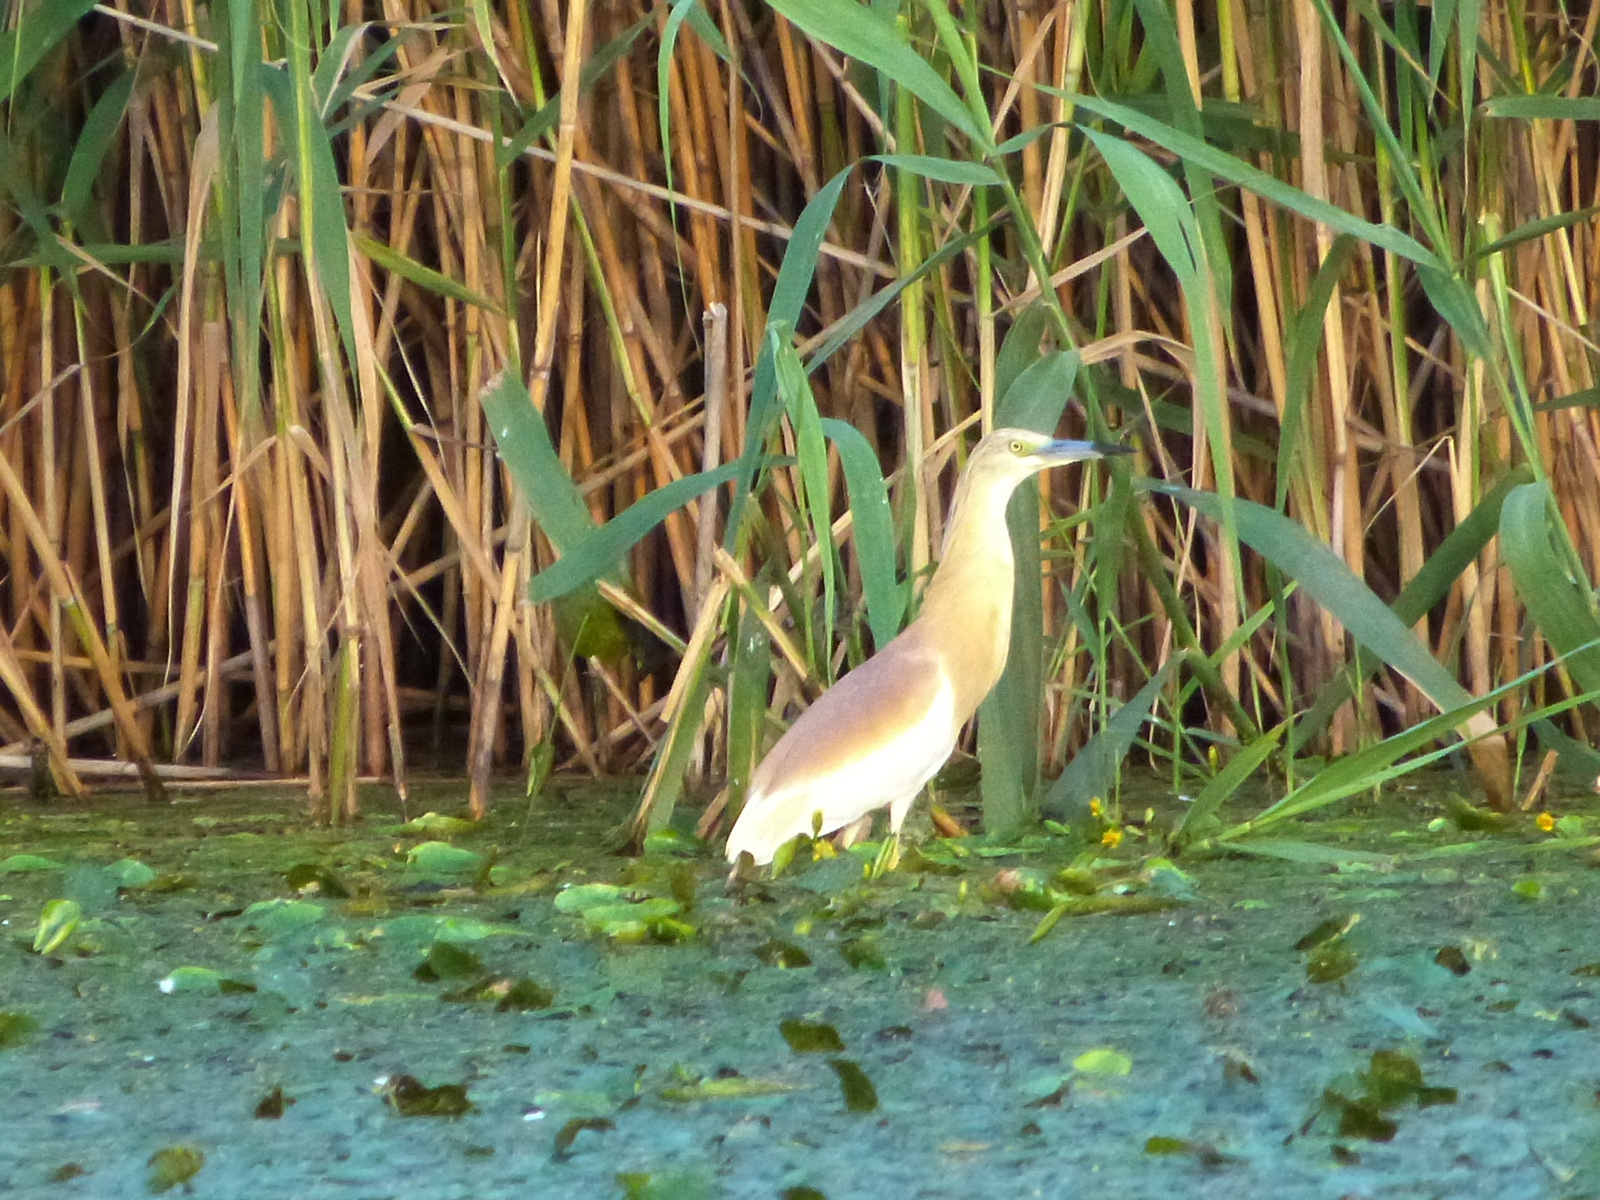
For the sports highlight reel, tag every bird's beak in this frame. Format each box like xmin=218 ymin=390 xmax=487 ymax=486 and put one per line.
xmin=1037 ymin=438 xmax=1136 ymax=463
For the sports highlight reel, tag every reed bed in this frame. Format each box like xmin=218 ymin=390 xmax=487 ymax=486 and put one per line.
xmin=0 ymin=0 xmax=1596 ymax=839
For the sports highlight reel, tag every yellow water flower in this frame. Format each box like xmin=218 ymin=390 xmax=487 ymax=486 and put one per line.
xmin=1101 ymin=827 xmax=1124 ymax=849
xmin=1536 ymin=811 xmax=1555 ymax=833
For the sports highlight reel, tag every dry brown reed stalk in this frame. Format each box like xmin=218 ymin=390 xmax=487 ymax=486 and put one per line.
xmin=0 ymin=0 xmax=1595 ymax=828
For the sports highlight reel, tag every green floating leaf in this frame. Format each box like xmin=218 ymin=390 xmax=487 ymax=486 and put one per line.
xmin=254 ymin=1087 xmax=294 ymax=1119
xmin=837 ymin=937 xmax=886 ymax=971
xmin=754 ymin=939 xmax=813 ymax=969
xmin=645 ymin=916 xmax=697 ymax=944
xmin=239 ymin=899 xmax=327 ymax=940
xmin=496 ymin=978 xmax=556 ymax=1012
xmin=146 ymin=1145 xmax=204 ymax=1194
xmin=1294 ymin=914 xmax=1361 ymax=951
xmin=581 ymin=898 xmax=680 ymax=930
xmin=828 ymin=1059 xmax=879 ymax=1112
xmin=384 ymin=1074 xmax=473 ymax=1118
xmin=395 ymin=811 xmax=480 ymax=836
xmin=1323 ymin=1090 xmax=1397 ymax=1142
xmin=0 ymin=854 xmax=64 ymax=874
xmin=553 ymin=883 xmax=625 ymax=914
xmin=32 ymin=898 xmax=80 ymax=955
xmin=1142 ymin=859 xmax=1197 ymax=899
xmin=1446 ymin=797 xmax=1510 ymax=833
xmin=998 ymin=868 xmax=1059 ymax=912
xmin=405 ymin=841 xmax=484 ymax=876
xmin=1072 ymin=1048 xmax=1133 ymax=1077
xmin=780 ymin=1019 xmax=845 ymax=1054
xmin=1030 ymin=894 xmax=1182 ymax=943
xmin=432 ymin=917 xmax=520 ymax=942
xmin=105 ymin=858 xmax=157 ymax=888
xmin=413 ymin=940 xmax=484 ymax=982
xmin=283 ymin=863 xmax=350 ymax=898
xmin=617 ymin=1167 xmax=719 ymax=1200
xmin=0 ymin=1012 xmax=41 ymax=1049
xmin=642 ymin=828 xmax=706 ymax=858
xmin=1145 ymin=1136 xmax=1191 ymax=1155
xmin=158 ymin=966 xmax=257 ymax=996
xmin=659 ymin=1075 xmax=800 ymax=1102
xmin=1361 ymin=1048 xmax=1458 ymax=1110
xmin=1306 ymin=942 xmax=1359 ymax=984
xmin=550 ymin=1120 xmax=611 ymax=1164
xmin=1434 ymin=946 xmax=1471 ymax=976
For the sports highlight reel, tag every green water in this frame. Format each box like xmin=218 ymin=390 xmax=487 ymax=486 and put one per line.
xmin=1 ymin=775 xmax=1597 ymax=1199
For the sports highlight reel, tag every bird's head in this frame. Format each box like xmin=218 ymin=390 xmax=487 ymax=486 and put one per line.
xmin=938 ymin=428 xmax=1132 ymax=552
xmin=965 ymin=427 xmax=1133 ymax=489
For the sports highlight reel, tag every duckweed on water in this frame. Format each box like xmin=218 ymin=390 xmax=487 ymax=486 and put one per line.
xmin=1 ymin=774 xmax=1599 ymax=1197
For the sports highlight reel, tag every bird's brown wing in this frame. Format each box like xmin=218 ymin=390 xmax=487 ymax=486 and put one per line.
xmin=753 ymin=631 xmax=952 ymax=788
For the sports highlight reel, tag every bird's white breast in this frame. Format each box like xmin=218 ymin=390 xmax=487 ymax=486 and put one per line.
xmin=725 ymin=670 xmax=958 ymax=863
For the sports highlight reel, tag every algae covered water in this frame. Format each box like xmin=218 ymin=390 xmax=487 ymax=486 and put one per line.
xmin=2 ymin=777 xmax=1598 ymax=1198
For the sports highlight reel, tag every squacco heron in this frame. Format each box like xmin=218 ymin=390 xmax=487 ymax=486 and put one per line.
xmin=725 ymin=428 xmax=1128 ymax=868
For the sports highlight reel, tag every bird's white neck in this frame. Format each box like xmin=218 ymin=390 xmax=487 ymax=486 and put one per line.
xmin=911 ymin=467 xmax=1029 ymax=714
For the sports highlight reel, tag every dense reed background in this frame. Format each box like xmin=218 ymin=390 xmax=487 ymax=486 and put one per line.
xmin=1 ymin=0 xmax=1596 ymax=835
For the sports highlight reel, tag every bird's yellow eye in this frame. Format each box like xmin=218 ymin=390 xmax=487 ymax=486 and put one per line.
xmin=1008 ymin=439 xmax=1026 ymax=454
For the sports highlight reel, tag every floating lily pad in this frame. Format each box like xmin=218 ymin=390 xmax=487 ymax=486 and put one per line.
xmin=405 ymin=841 xmax=483 ymax=876
xmin=642 ymin=828 xmax=706 ymax=857
xmin=0 ymin=855 xmax=63 ymax=874
xmin=284 ymin=863 xmax=351 ymax=898
xmin=0 ymin=1012 xmax=40 ymax=1049
xmin=1306 ymin=941 xmax=1360 ymax=983
xmin=837 ymin=937 xmax=885 ymax=971
xmin=553 ymin=1115 xmax=613 ymax=1159
xmin=1073 ymin=1048 xmax=1132 ymax=1076
xmin=828 ymin=1059 xmax=878 ymax=1112
xmin=754 ymin=939 xmax=813 ymax=968
xmin=395 ymin=812 xmax=480 ymax=836
xmin=616 ymin=1168 xmax=716 ymax=1199
xmin=383 ymin=1074 xmax=472 ymax=1117
xmin=158 ymin=966 xmax=256 ymax=996
xmin=146 ymin=1146 xmax=204 ymax=1193
xmin=780 ymin=1019 xmax=845 ymax=1053
xmin=105 ymin=858 xmax=158 ymax=888
xmin=254 ymin=1087 xmax=294 ymax=1119
xmin=580 ymin=897 xmax=686 ymax=942
xmin=1294 ymin=914 xmax=1360 ymax=950
xmin=239 ymin=898 xmax=327 ymax=940
xmin=413 ymin=939 xmax=483 ymax=981
xmin=553 ymin=883 xmax=625 ymax=913
xmin=496 ymin=978 xmax=556 ymax=1011
xmin=659 ymin=1073 xmax=800 ymax=1102
xmin=1434 ymin=945 xmax=1471 ymax=975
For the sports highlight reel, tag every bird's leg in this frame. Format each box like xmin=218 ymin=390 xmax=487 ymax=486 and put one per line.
xmin=834 ymin=815 xmax=873 ymax=851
